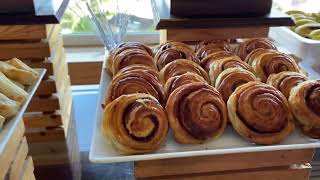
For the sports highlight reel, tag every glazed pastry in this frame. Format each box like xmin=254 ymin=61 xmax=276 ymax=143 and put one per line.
xmin=0 ymin=93 xmax=19 ymax=119
xmin=7 ymin=58 xmax=39 ymax=78
xmin=164 ymin=72 xmax=208 ymax=98
xmin=116 ymin=65 xmax=160 ymax=80
xmin=105 ymin=70 xmax=165 ymax=106
xmin=215 ymin=68 xmax=257 ymax=102
xmin=154 ymin=47 xmax=199 ymax=70
xmin=106 ymin=42 xmax=154 ymax=75
xmin=251 ymin=52 xmax=300 ymax=82
xmin=154 ymin=41 xmax=193 ymax=55
xmin=111 ymin=49 xmax=157 ymax=76
xmin=289 ymin=80 xmax=320 ymax=138
xmin=159 ymin=59 xmax=210 ymax=84
xmin=195 ymin=40 xmax=232 ymax=52
xmin=0 ymin=61 xmax=38 ymax=85
xmin=245 ymin=48 xmax=276 ymax=65
xmin=102 ymin=93 xmax=168 ymax=154
xmin=200 ymin=51 xmax=240 ymax=72
xmin=166 ymin=82 xmax=227 ymax=144
xmin=267 ymin=71 xmax=308 ymax=98
xmin=195 ymin=43 xmax=232 ymax=60
xmin=0 ymin=71 xmax=28 ymax=105
xmin=237 ymin=38 xmax=277 ymax=60
xmin=228 ymin=82 xmax=295 ymax=145
xmin=209 ymin=57 xmax=254 ymax=85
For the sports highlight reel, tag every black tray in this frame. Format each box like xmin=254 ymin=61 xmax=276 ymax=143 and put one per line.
xmin=168 ymin=0 xmax=272 ymax=18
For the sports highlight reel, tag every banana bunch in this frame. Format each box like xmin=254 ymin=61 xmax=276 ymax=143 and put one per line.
xmin=286 ymin=10 xmax=320 ymax=40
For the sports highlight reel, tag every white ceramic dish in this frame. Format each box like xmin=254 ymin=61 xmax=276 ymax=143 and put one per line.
xmin=0 ymin=69 xmax=46 ymax=155
xmin=89 ymin=61 xmax=320 ymax=164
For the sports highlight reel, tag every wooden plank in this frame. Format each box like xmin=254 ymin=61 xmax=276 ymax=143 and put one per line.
xmin=26 ymin=127 xmax=65 ymax=143
xmin=0 ymin=42 xmax=50 ymax=59
xmin=164 ymin=27 xmax=269 ymax=42
xmin=134 ymin=149 xmax=314 ymax=178
xmin=28 ymin=141 xmax=68 ymax=158
xmin=27 ymin=95 xmax=60 ymax=112
xmin=0 ymin=121 xmax=25 ymax=179
xmin=0 ymin=25 xmax=46 ymax=40
xmin=68 ymin=61 xmax=102 ymax=85
xmin=35 ymin=79 xmax=57 ymax=96
xmin=9 ymin=137 xmax=28 ymax=180
xmin=20 ymin=156 xmax=34 ymax=180
xmin=47 ymin=25 xmax=61 ymax=52
xmin=139 ymin=164 xmax=311 ymax=180
xmin=27 ymin=61 xmax=54 ymax=78
xmin=23 ymin=112 xmax=63 ymax=128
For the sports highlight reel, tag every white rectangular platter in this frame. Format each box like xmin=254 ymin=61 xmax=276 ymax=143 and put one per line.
xmin=0 ymin=68 xmax=46 ymax=155
xmin=90 ymin=60 xmax=320 ymax=164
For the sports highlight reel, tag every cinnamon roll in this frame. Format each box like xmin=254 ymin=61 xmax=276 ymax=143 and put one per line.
xmin=154 ymin=47 xmax=199 ymax=70
xmin=195 ymin=43 xmax=232 ymax=60
xmin=289 ymin=80 xmax=320 ymax=138
xmin=245 ymin=48 xmax=276 ymax=65
xmin=200 ymin=51 xmax=240 ymax=72
xmin=215 ymin=68 xmax=257 ymax=102
xmin=159 ymin=59 xmax=210 ymax=84
xmin=116 ymin=65 xmax=160 ymax=81
xmin=164 ymin=72 xmax=208 ymax=99
xmin=111 ymin=49 xmax=157 ymax=76
xmin=251 ymin=52 xmax=300 ymax=82
xmin=237 ymin=38 xmax=277 ymax=60
xmin=154 ymin=41 xmax=193 ymax=55
xmin=209 ymin=57 xmax=254 ymax=85
xmin=228 ymin=82 xmax=295 ymax=145
xmin=195 ymin=40 xmax=232 ymax=52
xmin=166 ymin=82 xmax=227 ymax=144
xmin=101 ymin=94 xmax=168 ymax=154
xmin=267 ymin=71 xmax=308 ymax=98
xmin=106 ymin=42 xmax=153 ymax=75
xmin=105 ymin=70 xmax=165 ymax=106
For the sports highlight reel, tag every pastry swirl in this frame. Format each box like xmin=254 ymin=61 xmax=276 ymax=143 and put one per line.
xmin=116 ymin=65 xmax=160 ymax=81
xmin=159 ymin=59 xmax=210 ymax=84
xmin=215 ymin=68 xmax=257 ymax=102
xmin=102 ymin=94 xmax=168 ymax=154
xmin=251 ymin=52 xmax=300 ymax=82
xmin=164 ymin=72 xmax=208 ymax=99
xmin=195 ymin=40 xmax=232 ymax=52
xmin=267 ymin=71 xmax=308 ymax=98
xmin=166 ymin=82 xmax=228 ymax=144
xmin=200 ymin=51 xmax=240 ymax=72
xmin=228 ymin=82 xmax=295 ymax=145
xmin=105 ymin=70 xmax=165 ymax=106
xmin=111 ymin=49 xmax=157 ymax=76
xmin=237 ymin=38 xmax=277 ymax=60
xmin=154 ymin=41 xmax=193 ymax=55
xmin=154 ymin=47 xmax=199 ymax=70
xmin=195 ymin=43 xmax=232 ymax=60
xmin=289 ymin=80 xmax=320 ymax=138
xmin=209 ymin=58 xmax=254 ymax=85
xmin=106 ymin=42 xmax=153 ymax=75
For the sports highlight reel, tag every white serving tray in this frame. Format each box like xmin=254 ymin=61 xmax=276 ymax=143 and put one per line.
xmin=89 ymin=61 xmax=320 ymax=164
xmin=0 ymin=68 xmax=46 ymax=155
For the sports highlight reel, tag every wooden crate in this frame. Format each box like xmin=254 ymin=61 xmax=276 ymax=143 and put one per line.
xmin=134 ymin=149 xmax=314 ymax=180
xmin=0 ymin=120 xmax=36 ymax=180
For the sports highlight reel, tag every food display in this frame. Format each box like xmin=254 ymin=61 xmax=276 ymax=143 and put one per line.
xmin=100 ymin=39 xmax=320 ymax=155
xmin=0 ymin=58 xmax=39 ymax=129
xmin=286 ymin=10 xmax=320 ymax=40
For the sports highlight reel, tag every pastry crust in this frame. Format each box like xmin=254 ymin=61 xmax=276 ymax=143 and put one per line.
xmin=209 ymin=57 xmax=254 ymax=85
xmin=195 ymin=40 xmax=233 ymax=52
xmin=0 ymin=71 xmax=28 ymax=105
xmin=267 ymin=71 xmax=308 ymax=98
xmin=215 ymin=68 xmax=257 ymax=102
xmin=101 ymin=93 xmax=168 ymax=154
xmin=251 ymin=51 xmax=300 ymax=82
xmin=105 ymin=69 xmax=165 ymax=106
xmin=115 ymin=65 xmax=160 ymax=81
xmin=154 ymin=41 xmax=193 ymax=55
xmin=236 ymin=38 xmax=277 ymax=60
xmin=200 ymin=51 xmax=239 ymax=72
xmin=195 ymin=42 xmax=232 ymax=60
xmin=0 ymin=93 xmax=19 ymax=119
xmin=159 ymin=59 xmax=210 ymax=84
xmin=164 ymin=72 xmax=207 ymax=99
xmin=288 ymin=80 xmax=320 ymax=138
xmin=166 ymin=82 xmax=228 ymax=144
xmin=154 ymin=47 xmax=199 ymax=70
xmin=227 ymin=82 xmax=295 ymax=145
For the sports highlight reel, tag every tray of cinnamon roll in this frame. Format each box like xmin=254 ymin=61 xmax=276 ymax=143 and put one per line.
xmin=0 ymin=58 xmax=45 ymax=154
xmin=90 ymin=38 xmax=320 ymax=163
